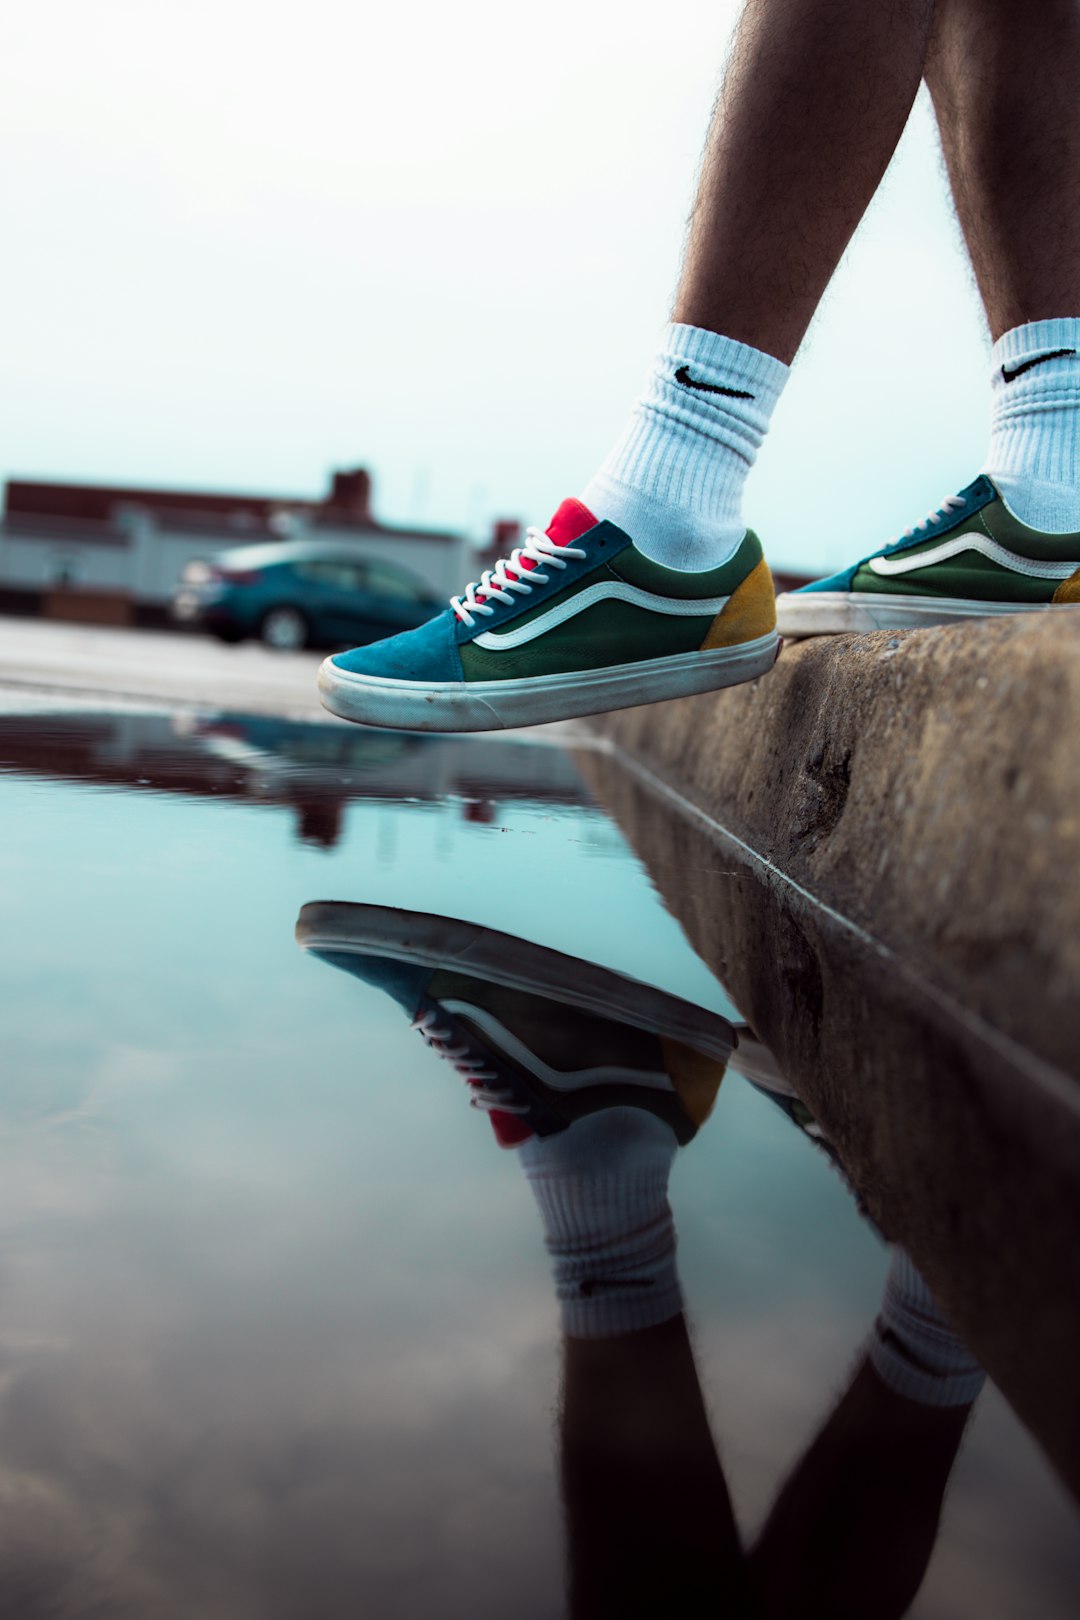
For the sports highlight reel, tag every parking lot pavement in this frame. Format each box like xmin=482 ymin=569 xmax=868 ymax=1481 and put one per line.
xmin=0 ymin=615 xmax=330 ymax=719
xmin=0 ymin=616 xmax=586 ymax=744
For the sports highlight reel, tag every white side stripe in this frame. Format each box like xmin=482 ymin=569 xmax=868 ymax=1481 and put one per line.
xmin=473 ymin=580 xmax=728 ymax=650
xmin=868 ymin=534 xmax=1078 ymax=580
xmin=440 ymin=1000 xmax=675 ymax=1093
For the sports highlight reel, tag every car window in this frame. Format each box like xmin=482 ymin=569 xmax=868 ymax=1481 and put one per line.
xmin=364 ymin=562 xmax=427 ymax=602
xmin=294 ymin=560 xmax=367 ymax=590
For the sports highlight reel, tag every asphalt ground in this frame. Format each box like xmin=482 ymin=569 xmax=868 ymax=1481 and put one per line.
xmin=0 ymin=616 xmax=336 ymax=720
xmin=0 ymin=615 xmax=585 ymax=748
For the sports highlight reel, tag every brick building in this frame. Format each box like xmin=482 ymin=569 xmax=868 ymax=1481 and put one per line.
xmin=0 ymin=468 xmax=467 ymax=626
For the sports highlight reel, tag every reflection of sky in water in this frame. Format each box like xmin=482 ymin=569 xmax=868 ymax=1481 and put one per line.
xmin=0 ymin=734 xmax=1077 ymax=1617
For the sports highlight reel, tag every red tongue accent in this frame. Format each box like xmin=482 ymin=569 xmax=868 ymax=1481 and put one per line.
xmin=546 ymin=498 xmax=598 ymax=548
xmin=464 ymin=1079 xmax=534 ymax=1147
xmin=509 ymin=498 xmax=599 ymax=583
xmin=467 ymin=499 xmax=598 ymax=611
xmin=487 ymin=1111 xmax=535 ymax=1149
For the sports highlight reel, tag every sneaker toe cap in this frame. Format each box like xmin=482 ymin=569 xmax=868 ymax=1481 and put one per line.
xmin=796 ymin=562 xmax=862 ymax=594
xmin=329 ymin=612 xmax=464 ymax=682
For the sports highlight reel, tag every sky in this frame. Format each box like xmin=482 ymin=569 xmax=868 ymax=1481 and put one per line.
xmin=2 ymin=1 xmax=992 ymax=572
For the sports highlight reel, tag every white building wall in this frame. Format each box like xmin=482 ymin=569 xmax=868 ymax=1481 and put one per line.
xmin=0 ymin=524 xmax=134 ymax=594
xmin=128 ymin=522 xmax=229 ymax=604
xmin=0 ymin=515 xmax=470 ymax=605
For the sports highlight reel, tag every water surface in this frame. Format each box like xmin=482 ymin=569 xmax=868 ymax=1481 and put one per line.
xmin=0 ymin=706 xmax=1076 ymax=1618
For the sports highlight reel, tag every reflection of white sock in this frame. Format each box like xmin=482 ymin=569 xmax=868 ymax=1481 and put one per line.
xmin=984 ymin=318 xmax=1080 ymax=531
xmin=519 ymin=1109 xmax=682 ymax=1340
xmin=582 ymin=323 xmax=788 ymax=572
xmin=869 ymin=1249 xmax=986 ymax=1408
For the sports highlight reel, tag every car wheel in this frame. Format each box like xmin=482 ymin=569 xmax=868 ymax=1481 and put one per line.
xmin=259 ymin=605 xmax=310 ymax=651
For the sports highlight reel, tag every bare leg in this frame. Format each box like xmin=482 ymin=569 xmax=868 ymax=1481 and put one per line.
xmin=561 ymin=1316 xmax=752 ymax=1619
xmin=751 ymin=1356 xmax=973 ymax=1620
xmin=675 ymin=0 xmax=936 ymax=362
xmin=926 ymin=0 xmax=1080 ymax=340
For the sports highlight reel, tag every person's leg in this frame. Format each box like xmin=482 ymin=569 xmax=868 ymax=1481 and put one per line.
xmin=926 ymin=0 xmax=1080 ymax=532
xmin=777 ymin=0 xmax=1080 ymax=636
xmin=321 ymin=0 xmax=936 ymax=731
xmin=675 ymin=0 xmax=936 ymax=362
xmin=582 ymin=0 xmax=935 ymax=572
xmin=924 ymin=0 xmax=1080 ymax=340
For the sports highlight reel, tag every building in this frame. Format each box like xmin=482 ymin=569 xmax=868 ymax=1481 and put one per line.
xmin=0 ymin=468 xmax=469 ymax=626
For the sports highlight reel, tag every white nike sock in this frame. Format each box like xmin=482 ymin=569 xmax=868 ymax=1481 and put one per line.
xmin=518 ymin=1109 xmax=682 ymax=1340
xmin=868 ymin=1249 xmax=986 ymax=1409
xmin=581 ymin=323 xmax=789 ymax=572
xmin=983 ymin=317 xmax=1080 ymax=532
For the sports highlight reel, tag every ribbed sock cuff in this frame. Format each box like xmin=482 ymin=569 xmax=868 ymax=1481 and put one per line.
xmin=989 ymin=319 xmax=1080 ymax=431
xmin=519 ymin=1110 xmax=682 ymax=1340
xmin=540 ymin=1172 xmax=682 ymax=1339
xmin=664 ymin=322 xmax=790 ymax=416
xmin=867 ymin=1249 xmax=986 ymax=1409
xmin=991 ymin=317 xmax=1080 ymax=375
xmin=984 ymin=318 xmax=1080 ymax=529
xmin=581 ymin=322 xmax=788 ymax=569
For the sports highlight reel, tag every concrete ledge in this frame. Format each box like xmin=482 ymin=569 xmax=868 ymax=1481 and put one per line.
xmin=574 ymin=746 xmax=1080 ymax=1499
xmin=587 ymin=614 xmax=1080 ymax=1078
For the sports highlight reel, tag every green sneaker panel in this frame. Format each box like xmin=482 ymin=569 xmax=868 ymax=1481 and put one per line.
xmin=609 ymin=531 xmax=764 ymax=597
xmin=852 ymin=490 xmax=1080 ymax=602
xmin=427 ymin=970 xmax=667 ymax=1077
xmin=851 ymin=550 xmax=1062 ymax=603
xmin=458 ymin=531 xmax=767 ymax=683
xmin=459 ymin=598 xmax=719 ymax=681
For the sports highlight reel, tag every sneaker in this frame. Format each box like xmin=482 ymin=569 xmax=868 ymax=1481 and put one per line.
xmin=775 ymin=475 xmax=1080 ymax=636
xmin=317 ymin=500 xmax=779 ymax=731
xmin=295 ymin=901 xmax=735 ymax=1146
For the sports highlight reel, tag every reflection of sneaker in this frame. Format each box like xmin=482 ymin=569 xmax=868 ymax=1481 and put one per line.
xmin=296 ymin=902 xmax=734 ymax=1146
xmin=317 ymin=499 xmax=779 ymax=731
xmin=776 ymin=475 xmax=1080 ymax=636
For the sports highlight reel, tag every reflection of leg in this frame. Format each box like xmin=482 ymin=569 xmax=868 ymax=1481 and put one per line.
xmin=752 ymin=1249 xmax=985 ymax=1620
xmin=562 ymin=1319 xmax=749 ymax=1620
xmin=522 ymin=1110 xmax=749 ymax=1618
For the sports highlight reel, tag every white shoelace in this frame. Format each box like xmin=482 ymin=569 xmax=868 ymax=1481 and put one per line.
xmin=411 ymin=1009 xmax=529 ymax=1114
xmin=894 ymin=493 xmax=966 ymax=545
xmin=451 ymin=528 xmax=588 ymax=627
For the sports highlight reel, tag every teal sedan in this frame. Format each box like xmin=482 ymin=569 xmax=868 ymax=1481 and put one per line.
xmin=172 ymin=540 xmax=442 ymax=650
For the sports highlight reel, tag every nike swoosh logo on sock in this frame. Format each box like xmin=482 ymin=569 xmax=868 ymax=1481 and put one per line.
xmin=1001 ymin=348 xmax=1076 ymax=382
xmin=674 ymin=365 xmax=754 ymax=400
xmin=578 ymin=1277 xmax=656 ymax=1297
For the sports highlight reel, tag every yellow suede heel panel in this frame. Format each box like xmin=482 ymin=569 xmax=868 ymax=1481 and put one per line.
xmin=699 ymin=557 xmax=776 ymax=648
xmin=1053 ymin=567 xmax=1080 ymax=604
xmin=660 ymin=1038 xmax=727 ymax=1128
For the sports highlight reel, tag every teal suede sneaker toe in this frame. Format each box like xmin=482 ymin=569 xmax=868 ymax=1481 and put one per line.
xmin=776 ymin=475 xmax=1080 ymax=637
xmin=318 ymin=499 xmax=780 ymax=731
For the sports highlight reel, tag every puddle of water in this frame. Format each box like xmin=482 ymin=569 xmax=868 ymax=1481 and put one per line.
xmin=0 ymin=707 xmax=1076 ymax=1619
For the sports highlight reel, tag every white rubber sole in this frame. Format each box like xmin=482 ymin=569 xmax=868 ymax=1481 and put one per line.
xmin=318 ymin=631 xmax=781 ymax=732
xmin=296 ymin=902 xmax=736 ymax=1063
xmin=728 ymin=1025 xmax=792 ymax=1093
xmin=776 ymin=590 xmax=1077 ymax=637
